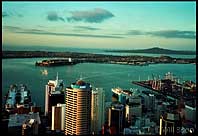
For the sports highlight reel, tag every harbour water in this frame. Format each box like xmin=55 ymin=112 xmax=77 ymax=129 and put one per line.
xmin=2 ymin=57 xmax=196 ymax=110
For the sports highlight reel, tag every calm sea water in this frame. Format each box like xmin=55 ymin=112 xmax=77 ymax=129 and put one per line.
xmin=2 ymin=58 xmax=196 ymax=111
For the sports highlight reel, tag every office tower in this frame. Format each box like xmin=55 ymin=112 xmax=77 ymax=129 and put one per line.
xmin=108 ymin=103 xmax=124 ymax=134
xmin=44 ymin=73 xmax=65 ymax=127
xmin=65 ymin=80 xmax=92 ymax=135
xmin=125 ymin=96 xmax=142 ymax=124
xmin=142 ymin=91 xmax=155 ymax=112
xmin=159 ymin=112 xmax=182 ymax=135
xmin=51 ymin=103 xmax=66 ymax=131
xmin=91 ymin=88 xmax=105 ymax=134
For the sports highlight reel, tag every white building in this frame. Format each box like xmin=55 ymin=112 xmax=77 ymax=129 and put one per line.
xmin=45 ymin=73 xmax=64 ymax=116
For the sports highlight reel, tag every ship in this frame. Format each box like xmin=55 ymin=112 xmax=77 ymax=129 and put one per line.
xmin=5 ymin=84 xmax=33 ymax=113
xmin=35 ymin=58 xmax=77 ymax=67
xmin=111 ymin=87 xmax=134 ymax=101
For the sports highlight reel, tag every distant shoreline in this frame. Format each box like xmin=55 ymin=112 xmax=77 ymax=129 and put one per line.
xmin=2 ymin=51 xmax=196 ymax=66
xmin=104 ymin=47 xmax=196 ymax=55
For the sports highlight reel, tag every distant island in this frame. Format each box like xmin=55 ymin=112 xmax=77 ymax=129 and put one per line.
xmin=2 ymin=50 xmax=196 ymax=67
xmin=104 ymin=47 xmax=196 ymax=55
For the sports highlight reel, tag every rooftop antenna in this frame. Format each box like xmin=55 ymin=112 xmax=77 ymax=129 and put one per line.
xmin=56 ymin=72 xmax=59 ymax=81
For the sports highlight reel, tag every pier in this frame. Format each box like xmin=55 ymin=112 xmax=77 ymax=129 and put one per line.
xmin=132 ymin=73 xmax=196 ymax=108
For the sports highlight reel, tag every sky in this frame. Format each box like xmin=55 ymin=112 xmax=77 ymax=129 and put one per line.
xmin=2 ymin=2 xmax=196 ymax=50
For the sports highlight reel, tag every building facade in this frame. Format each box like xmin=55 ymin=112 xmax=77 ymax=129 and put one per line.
xmin=65 ymin=80 xmax=92 ymax=135
xmin=51 ymin=103 xmax=66 ymax=131
xmin=108 ymin=103 xmax=124 ymax=134
xmin=44 ymin=73 xmax=65 ymax=127
xmin=91 ymin=88 xmax=105 ymax=134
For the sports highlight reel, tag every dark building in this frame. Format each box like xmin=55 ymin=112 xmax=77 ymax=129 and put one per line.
xmin=159 ymin=112 xmax=182 ymax=135
xmin=108 ymin=103 xmax=124 ymax=134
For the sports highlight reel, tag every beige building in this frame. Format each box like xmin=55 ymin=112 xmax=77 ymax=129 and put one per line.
xmin=65 ymin=80 xmax=92 ymax=135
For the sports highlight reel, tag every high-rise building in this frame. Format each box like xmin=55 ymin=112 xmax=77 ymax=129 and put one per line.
xmin=91 ymin=88 xmax=105 ymax=134
xmin=159 ymin=112 xmax=182 ymax=135
xmin=125 ymin=96 xmax=142 ymax=124
xmin=65 ymin=80 xmax=92 ymax=135
xmin=141 ymin=92 xmax=155 ymax=112
xmin=51 ymin=103 xmax=66 ymax=131
xmin=44 ymin=73 xmax=65 ymax=127
xmin=108 ymin=103 xmax=124 ymax=134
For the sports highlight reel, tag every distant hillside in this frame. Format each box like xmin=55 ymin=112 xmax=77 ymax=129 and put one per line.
xmin=105 ymin=47 xmax=196 ymax=55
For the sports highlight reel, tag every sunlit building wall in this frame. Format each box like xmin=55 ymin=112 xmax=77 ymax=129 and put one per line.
xmin=65 ymin=80 xmax=91 ymax=135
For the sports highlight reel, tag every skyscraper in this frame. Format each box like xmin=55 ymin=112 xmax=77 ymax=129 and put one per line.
xmin=65 ymin=80 xmax=92 ymax=135
xmin=91 ymin=88 xmax=105 ymax=134
xmin=44 ymin=73 xmax=65 ymax=126
xmin=125 ymin=96 xmax=142 ymax=124
xmin=108 ymin=103 xmax=124 ymax=134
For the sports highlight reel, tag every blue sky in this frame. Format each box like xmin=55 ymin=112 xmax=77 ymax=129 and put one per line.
xmin=2 ymin=2 xmax=196 ymax=50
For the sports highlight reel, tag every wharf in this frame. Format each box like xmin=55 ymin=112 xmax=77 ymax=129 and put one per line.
xmin=132 ymin=80 xmax=196 ymax=108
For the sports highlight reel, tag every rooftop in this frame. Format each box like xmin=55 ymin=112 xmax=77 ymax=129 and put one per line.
xmin=8 ymin=112 xmax=41 ymax=127
xmin=162 ymin=112 xmax=180 ymax=122
xmin=71 ymin=80 xmax=91 ymax=89
xmin=111 ymin=103 xmax=124 ymax=110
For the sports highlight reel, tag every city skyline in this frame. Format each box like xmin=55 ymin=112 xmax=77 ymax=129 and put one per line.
xmin=2 ymin=2 xmax=196 ymax=50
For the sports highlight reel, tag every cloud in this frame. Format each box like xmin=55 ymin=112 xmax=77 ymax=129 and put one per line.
xmin=147 ymin=30 xmax=196 ymax=39
xmin=127 ymin=30 xmax=145 ymax=35
xmin=2 ymin=12 xmax=9 ymax=18
xmin=127 ymin=30 xmax=196 ymax=39
xmin=2 ymin=11 xmax=24 ymax=18
xmin=17 ymin=31 xmax=124 ymax=39
xmin=3 ymin=26 xmax=22 ymax=31
xmin=47 ymin=11 xmax=65 ymax=22
xmin=67 ymin=8 xmax=114 ymax=23
xmin=3 ymin=25 xmax=124 ymax=39
xmin=75 ymin=26 xmax=100 ymax=31
xmin=3 ymin=26 xmax=43 ymax=33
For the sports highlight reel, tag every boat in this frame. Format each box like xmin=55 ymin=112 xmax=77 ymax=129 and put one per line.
xmin=112 ymin=87 xmax=133 ymax=100
xmin=35 ymin=58 xmax=77 ymax=67
xmin=5 ymin=84 xmax=33 ymax=113
xmin=41 ymin=69 xmax=48 ymax=75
